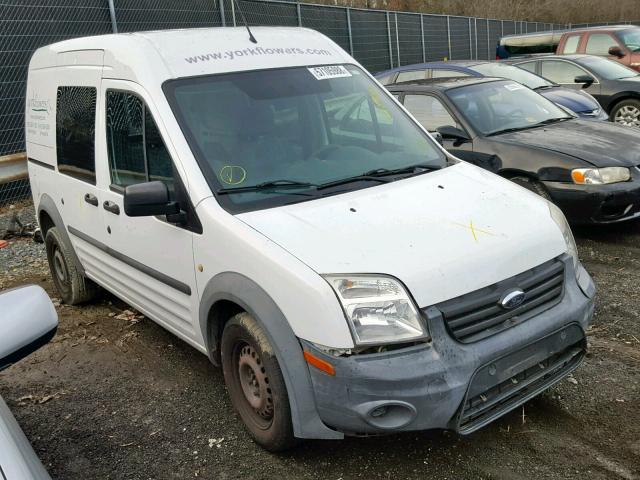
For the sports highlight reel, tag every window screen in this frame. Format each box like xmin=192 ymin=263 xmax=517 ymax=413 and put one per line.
xmin=541 ymin=61 xmax=587 ymax=84
xmin=403 ymin=94 xmax=458 ymax=131
xmin=517 ymin=61 xmax=538 ymax=74
xmin=56 ymin=86 xmax=97 ymax=183
xmin=106 ymin=91 xmax=174 ymax=192
xmin=586 ymin=34 xmax=617 ymax=55
xmin=563 ymin=35 xmax=581 ymax=54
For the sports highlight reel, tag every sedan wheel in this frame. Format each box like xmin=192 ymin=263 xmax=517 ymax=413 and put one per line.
xmin=612 ymin=100 xmax=640 ymax=128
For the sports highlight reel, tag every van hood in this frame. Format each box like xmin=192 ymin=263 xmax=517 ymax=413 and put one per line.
xmin=237 ymin=162 xmax=567 ymax=308
xmin=538 ymin=86 xmax=600 ymax=114
xmin=493 ymin=119 xmax=640 ymax=167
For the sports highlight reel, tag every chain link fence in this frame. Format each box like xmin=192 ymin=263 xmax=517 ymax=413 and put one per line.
xmin=1 ymin=0 xmax=638 ymax=205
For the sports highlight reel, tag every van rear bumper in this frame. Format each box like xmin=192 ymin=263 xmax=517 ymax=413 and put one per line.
xmin=302 ymin=257 xmax=595 ymax=436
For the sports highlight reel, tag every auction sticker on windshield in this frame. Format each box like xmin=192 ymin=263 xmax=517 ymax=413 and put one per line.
xmin=308 ymin=65 xmax=352 ymax=80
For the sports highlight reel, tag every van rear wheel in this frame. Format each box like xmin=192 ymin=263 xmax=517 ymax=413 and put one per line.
xmin=44 ymin=227 xmax=98 ymax=305
xmin=221 ymin=312 xmax=298 ymax=452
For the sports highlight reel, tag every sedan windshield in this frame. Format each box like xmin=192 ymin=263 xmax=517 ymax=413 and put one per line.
xmin=446 ymin=80 xmax=572 ymax=136
xmin=577 ymin=56 xmax=640 ymax=80
xmin=470 ymin=63 xmax=553 ymax=90
xmin=164 ymin=64 xmax=446 ymax=213
xmin=617 ymin=29 xmax=640 ymax=52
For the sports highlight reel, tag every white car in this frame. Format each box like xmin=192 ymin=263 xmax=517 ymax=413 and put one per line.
xmin=1 ymin=285 xmax=57 ymax=479
xmin=26 ymin=27 xmax=595 ymax=451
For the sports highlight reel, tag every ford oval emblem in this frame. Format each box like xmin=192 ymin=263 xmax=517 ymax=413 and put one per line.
xmin=499 ymin=289 xmax=526 ymax=310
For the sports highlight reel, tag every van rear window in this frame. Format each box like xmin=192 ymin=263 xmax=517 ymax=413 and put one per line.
xmin=56 ymin=86 xmax=97 ymax=184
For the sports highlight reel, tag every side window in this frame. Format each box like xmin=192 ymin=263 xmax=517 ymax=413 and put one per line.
xmin=431 ymin=69 xmax=471 ymax=78
xmin=403 ymin=94 xmax=458 ymax=131
xmin=56 ymin=86 xmax=97 ymax=183
xmin=563 ymin=35 xmax=581 ymax=54
xmin=396 ymin=70 xmax=427 ymax=83
xmin=377 ymin=74 xmax=394 ymax=85
xmin=517 ymin=61 xmax=538 ymax=74
xmin=585 ymin=34 xmax=618 ymax=55
xmin=106 ymin=91 xmax=174 ymax=193
xmin=541 ymin=61 xmax=587 ymax=84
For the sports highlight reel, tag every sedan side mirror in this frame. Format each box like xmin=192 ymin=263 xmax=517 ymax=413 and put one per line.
xmin=430 ymin=131 xmax=444 ymax=146
xmin=124 ymin=181 xmax=180 ymax=217
xmin=608 ymin=45 xmax=625 ymax=58
xmin=574 ymin=75 xmax=595 ymax=89
xmin=437 ymin=125 xmax=471 ymax=144
xmin=0 ymin=285 xmax=58 ymax=372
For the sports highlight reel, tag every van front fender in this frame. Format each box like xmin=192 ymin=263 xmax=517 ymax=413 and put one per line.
xmin=199 ymin=271 xmax=343 ymax=440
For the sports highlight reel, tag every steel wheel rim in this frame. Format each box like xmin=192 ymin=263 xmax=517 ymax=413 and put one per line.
xmin=614 ymin=105 xmax=640 ymax=127
xmin=53 ymin=248 xmax=69 ymax=285
xmin=235 ymin=343 xmax=274 ymax=429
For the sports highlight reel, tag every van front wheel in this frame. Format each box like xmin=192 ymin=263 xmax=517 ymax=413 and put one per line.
xmin=44 ymin=227 xmax=98 ymax=305
xmin=221 ymin=312 xmax=297 ymax=452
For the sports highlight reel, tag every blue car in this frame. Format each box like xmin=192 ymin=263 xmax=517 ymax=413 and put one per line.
xmin=376 ymin=61 xmax=609 ymax=121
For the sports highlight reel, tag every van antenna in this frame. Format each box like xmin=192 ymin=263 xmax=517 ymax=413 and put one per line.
xmin=233 ymin=0 xmax=258 ymax=44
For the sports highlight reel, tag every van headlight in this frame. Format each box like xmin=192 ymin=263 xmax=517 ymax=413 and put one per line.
xmin=571 ymin=167 xmax=630 ymax=185
xmin=323 ymin=275 xmax=428 ymax=345
xmin=548 ymin=202 xmax=579 ymax=271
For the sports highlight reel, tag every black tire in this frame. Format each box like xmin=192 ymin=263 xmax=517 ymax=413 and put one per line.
xmin=44 ymin=227 xmax=98 ymax=305
xmin=509 ymin=176 xmax=552 ymax=201
xmin=610 ymin=98 xmax=640 ymax=128
xmin=221 ymin=312 xmax=298 ymax=452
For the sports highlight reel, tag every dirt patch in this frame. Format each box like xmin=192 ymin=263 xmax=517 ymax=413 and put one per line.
xmin=0 ymin=203 xmax=639 ymax=479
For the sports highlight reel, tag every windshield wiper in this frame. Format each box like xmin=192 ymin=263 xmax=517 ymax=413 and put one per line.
xmin=217 ymin=179 xmax=318 ymax=196
xmin=316 ymin=164 xmax=442 ymax=191
xmin=486 ymin=117 xmax=571 ymax=136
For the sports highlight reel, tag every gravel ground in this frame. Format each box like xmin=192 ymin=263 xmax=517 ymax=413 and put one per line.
xmin=0 ymin=202 xmax=639 ymax=480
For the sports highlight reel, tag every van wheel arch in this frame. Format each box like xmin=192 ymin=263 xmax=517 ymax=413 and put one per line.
xmin=198 ymin=272 xmax=343 ymax=440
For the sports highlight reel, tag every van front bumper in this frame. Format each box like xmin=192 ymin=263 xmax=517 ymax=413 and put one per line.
xmin=302 ymin=258 xmax=595 ymax=436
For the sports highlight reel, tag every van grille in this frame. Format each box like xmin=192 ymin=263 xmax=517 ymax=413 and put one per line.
xmin=436 ymin=258 xmax=565 ymax=343
xmin=458 ymin=340 xmax=585 ymax=434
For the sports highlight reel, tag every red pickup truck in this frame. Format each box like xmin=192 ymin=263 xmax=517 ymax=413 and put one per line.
xmin=498 ymin=26 xmax=640 ymax=72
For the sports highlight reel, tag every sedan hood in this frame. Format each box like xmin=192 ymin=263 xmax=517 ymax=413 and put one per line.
xmin=237 ymin=162 xmax=567 ymax=308
xmin=494 ymin=119 xmax=640 ymax=167
xmin=539 ymin=86 xmax=600 ymax=114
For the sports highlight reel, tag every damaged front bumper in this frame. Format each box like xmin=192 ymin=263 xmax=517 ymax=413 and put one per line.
xmin=302 ymin=256 xmax=595 ymax=436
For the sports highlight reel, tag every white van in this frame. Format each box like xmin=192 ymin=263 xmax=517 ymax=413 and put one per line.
xmin=26 ymin=27 xmax=595 ymax=451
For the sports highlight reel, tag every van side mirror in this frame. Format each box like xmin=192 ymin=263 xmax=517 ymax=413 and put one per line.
xmin=437 ymin=125 xmax=471 ymax=144
xmin=0 ymin=285 xmax=58 ymax=372
xmin=124 ymin=181 xmax=180 ymax=217
xmin=574 ymin=75 xmax=595 ymax=88
xmin=608 ymin=46 xmax=625 ymax=58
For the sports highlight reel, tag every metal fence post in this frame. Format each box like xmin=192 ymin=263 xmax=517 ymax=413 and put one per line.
xmin=394 ymin=13 xmax=400 ymax=67
xmin=446 ymin=15 xmax=452 ymax=60
xmin=474 ymin=17 xmax=478 ymax=60
xmin=468 ymin=17 xmax=473 ymax=59
xmin=486 ymin=18 xmax=490 ymax=60
xmin=107 ymin=0 xmax=118 ymax=33
xmin=346 ymin=8 xmax=354 ymax=56
xmin=296 ymin=2 xmax=302 ymax=27
xmin=386 ymin=11 xmax=393 ymax=68
xmin=231 ymin=0 xmax=236 ymax=27
xmin=219 ymin=0 xmax=226 ymax=27
xmin=420 ymin=14 xmax=426 ymax=63
xmin=500 ymin=19 xmax=504 ymax=37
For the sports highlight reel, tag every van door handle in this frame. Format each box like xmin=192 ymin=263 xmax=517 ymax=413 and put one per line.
xmin=84 ymin=193 xmax=98 ymax=206
xmin=103 ymin=201 xmax=120 ymax=215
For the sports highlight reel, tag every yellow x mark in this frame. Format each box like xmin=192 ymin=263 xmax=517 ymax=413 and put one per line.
xmin=453 ymin=220 xmax=495 ymax=242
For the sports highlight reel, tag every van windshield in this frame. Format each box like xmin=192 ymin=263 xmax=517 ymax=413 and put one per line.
xmin=164 ymin=64 xmax=447 ymax=213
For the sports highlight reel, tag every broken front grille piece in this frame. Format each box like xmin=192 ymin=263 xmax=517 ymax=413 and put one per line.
xmin=436 ymin=257 xmax=565 ymax=343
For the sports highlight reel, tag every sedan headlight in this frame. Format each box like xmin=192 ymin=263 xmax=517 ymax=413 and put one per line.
xmin=571 ymin=167 xmax=630 ymax=185
xmin=323 ymin=275 xmax=428 ymax=345
xmin=548 ymin=202 xmax=579 ymax=271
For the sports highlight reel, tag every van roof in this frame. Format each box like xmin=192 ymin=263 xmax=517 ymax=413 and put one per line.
xmin=29 ymin=27 xmax=352 ymax=85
